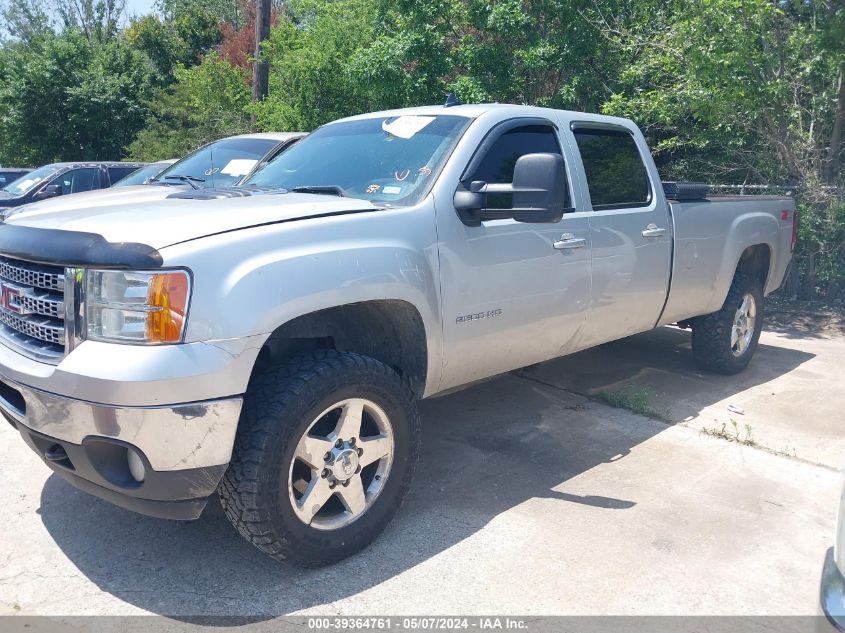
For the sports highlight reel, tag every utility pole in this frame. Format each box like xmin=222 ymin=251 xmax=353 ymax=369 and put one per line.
xmin=252 ymin=0 xmax=271 ymax=102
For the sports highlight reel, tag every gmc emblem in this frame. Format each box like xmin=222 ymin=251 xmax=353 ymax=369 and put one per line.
xmin=0 ymin=282 xmax=31 ymax=315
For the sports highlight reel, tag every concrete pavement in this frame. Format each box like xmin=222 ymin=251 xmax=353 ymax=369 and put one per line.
xmin=0 ymin=319 xmax=841 ymax=617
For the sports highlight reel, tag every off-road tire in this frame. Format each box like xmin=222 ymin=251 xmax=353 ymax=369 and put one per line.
xmin=218 ymin=349 xmax=420 ymax=567
xmin=691 ymin=272 xmax=764 ymax=375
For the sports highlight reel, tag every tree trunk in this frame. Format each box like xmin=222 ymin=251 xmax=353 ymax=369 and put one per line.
xmin=827 ymin=65 xmax=845 ymax=183
xmin=252 ymin=0 xmax=271 ymax=103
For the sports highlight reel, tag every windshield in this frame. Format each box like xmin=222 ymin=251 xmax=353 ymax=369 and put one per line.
xmin=155 ymin=137 xmax=279 ymax=188
xmin=114 ymin=162 xmax=172 ymax=187
xmin=2 ymin=164 xmax=60 ymax=196
xmin=244 ymin=115 xmax=472 ymax=206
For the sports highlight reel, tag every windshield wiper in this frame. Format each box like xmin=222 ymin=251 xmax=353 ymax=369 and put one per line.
xmin=290 ymin=185 xmax=346 ymax=197
xmin=155 ymin=174 xmax=205 ymax=190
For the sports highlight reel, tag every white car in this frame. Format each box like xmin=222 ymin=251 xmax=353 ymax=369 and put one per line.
xmin=112 ymin=159 xmax=177 ymax=187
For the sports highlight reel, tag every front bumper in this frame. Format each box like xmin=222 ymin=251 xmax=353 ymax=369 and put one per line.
xmin=0 ymin=336 xmax=256 ymax=520
xmin=823 ymin=548 xmax=845 ymax=631
xmin=1 ymin=379 xmax=242 ymax=520
xmin=12 ymin=420 xmax=228 ymax=520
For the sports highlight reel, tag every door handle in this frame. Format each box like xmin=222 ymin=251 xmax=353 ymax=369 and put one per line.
xmin=553 ymin=233 xmax=587 ymax=250
xmin=642 ymin=224 xmax=666 ymax=238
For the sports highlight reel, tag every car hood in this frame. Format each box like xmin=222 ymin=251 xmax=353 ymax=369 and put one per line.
xmin=4 ymin=184 xmax=185 ymax=216
xmin=0 ymin=191 xmax=24 ymax=205
xmin=4 ymin=189 xmax=378 ymax=250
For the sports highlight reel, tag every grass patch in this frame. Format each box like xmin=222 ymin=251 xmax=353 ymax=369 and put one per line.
xmin=595 ymin=386 xmax=671 ymax=421
xmin=700 ymin=420 xmax=800 ymax=459
xmin=701 ymin=419 xmax=755 ymax=446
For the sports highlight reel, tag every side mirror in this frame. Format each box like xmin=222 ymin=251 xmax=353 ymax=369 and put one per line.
xmin=454 ymin=153 xmax=567 ymax=226
xmin=33 ymin=184 xmax=63 ymax=201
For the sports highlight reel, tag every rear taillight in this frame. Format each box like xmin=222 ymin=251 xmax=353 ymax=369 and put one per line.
xmin=790 ymin=209 xmax=798 ymax=251
xmin=782 ymin=209 xmax=798 ymax=251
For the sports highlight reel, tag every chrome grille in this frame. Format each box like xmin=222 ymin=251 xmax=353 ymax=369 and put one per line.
xmin=0 ymin=256 xmax=66 ymax=361
xmin=0 ymin=310 xmax=63 ymax=344
xmin=0 ymin=260 xmax=64 ymax=292
xmin=18 ymin=293 xmax=63 ymax=318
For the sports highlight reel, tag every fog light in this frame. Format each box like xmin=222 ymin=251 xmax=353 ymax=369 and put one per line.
xmin=127 ymin=448 xmax=146 ymax=482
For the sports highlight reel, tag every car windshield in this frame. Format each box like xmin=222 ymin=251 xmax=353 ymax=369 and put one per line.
xmin=1 ymin=164 xmax=60 ymax=195
xmin=114 ymin=162 xmax=172 ymax=187
xmin=244 ymin=115 xmax=472 ymax=206
xmin=155 ymin=138 xmax=279 ymax=188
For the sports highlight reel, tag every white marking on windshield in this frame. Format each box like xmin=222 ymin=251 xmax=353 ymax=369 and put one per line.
xmin=381 ymin=116 xmax=436 ymax=139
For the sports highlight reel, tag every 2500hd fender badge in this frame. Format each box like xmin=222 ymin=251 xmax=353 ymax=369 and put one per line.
xmin=456 ymin=309 xmax=502 ymax=324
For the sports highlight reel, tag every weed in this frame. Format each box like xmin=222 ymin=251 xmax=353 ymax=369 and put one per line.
xmin=595 ymin=386 xmax=672 ymax=422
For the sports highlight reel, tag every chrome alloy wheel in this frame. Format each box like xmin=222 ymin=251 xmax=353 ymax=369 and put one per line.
xmin=731 ymin=293 xmax=757 ymax=357
xmin=288 ymin=398 xmax=394 ymax=530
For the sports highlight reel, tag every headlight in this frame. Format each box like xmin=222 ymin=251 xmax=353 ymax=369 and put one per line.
xmin=85 ymin=269 xmax=191 ymax=344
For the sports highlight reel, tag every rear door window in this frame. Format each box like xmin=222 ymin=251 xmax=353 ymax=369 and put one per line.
xmin=107 ymin=166 xmax=139 ymax=185
xmin=53 ymin=168 xmax=101 ymax=194
xmin=573 ymin=128 xmax=651 ymax=209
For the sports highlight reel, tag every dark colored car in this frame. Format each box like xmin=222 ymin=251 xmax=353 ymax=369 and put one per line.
xmin=0 ymin=168 xmax=32 ymax=188
xmin=0 ymin=162 xmax=145 ymax=213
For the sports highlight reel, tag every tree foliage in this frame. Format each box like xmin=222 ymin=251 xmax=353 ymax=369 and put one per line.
xmin=0 ymin=0 xmax=843 ymax=297
xmin=598 ymin=0 xmax=844 ymax=189
xmin=125 ymin=9 xmax=221 ymax=79
xmin=126 ymin=52 xmax=251 ymax=160
xmin=0 ymin=30 xmax=152 ymax=165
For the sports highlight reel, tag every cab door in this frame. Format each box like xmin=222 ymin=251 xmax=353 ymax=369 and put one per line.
xmin=434 ymin=118 xmax=592 ymax=392
xmin=568 ymin=123 xmax=672 ymax=345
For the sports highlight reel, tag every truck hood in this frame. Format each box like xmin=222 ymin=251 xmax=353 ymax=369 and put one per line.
xmin=4 ymin=189 xmax=378 ymax=249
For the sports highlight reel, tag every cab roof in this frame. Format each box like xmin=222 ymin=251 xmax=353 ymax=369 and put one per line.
xmin=335 ymin=103 xmax=636 ymax=130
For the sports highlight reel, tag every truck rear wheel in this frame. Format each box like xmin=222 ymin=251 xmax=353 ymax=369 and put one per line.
xmin=691 ymin=272 xmax=764 ymax=375
xmin=219 ymin=349 xmax=420 ymax=566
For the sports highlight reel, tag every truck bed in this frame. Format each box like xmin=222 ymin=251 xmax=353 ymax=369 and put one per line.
xmin=658 ymin=195 xmax=795 ymax=326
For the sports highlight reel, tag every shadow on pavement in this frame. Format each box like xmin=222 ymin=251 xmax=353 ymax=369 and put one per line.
xmin=518 ymin=326 xmax=815 ymax=425
xmin=36 ymin=325 xmax=815 ymax=620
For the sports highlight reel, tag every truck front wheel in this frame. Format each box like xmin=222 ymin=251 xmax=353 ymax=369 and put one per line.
xmin=219 ymin=349 xmax=420 ymax=566
xmin=691 ymin=272 xmax=764 ymax=375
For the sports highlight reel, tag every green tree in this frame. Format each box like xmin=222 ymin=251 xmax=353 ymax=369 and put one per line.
xmin=598 ymin=0 xmax=843 ymax=187
xmin=157 ymin=0 xmax=245 ymax=28
xmin=0 ymin=30 xmax=153 ymax=165
xmin=57 ymin=0 xmax=126 ymax=44
xmin=251 ymin=0 xmax=381 ymax=131
xmin=0 ymin=0 xmax=53 ymax=43
xmin=126 ymin=8 xmax=222 ymax=80
xmin=127 ymin=51 xmax=251 ymax=160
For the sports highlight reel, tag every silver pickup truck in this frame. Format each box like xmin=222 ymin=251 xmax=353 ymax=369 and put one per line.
xmin=0 ymin=104 xmax=795 ymax=566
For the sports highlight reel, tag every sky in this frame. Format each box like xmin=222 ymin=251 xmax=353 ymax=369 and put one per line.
xmin=124 ymin=0 xmax=159 ymax=20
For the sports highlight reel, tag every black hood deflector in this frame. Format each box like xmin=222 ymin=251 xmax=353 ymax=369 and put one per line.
xmin=0 ymin=224 xmax=162 ymax=269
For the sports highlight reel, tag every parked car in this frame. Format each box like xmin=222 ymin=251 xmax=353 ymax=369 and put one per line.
xmin=3 ymin=133 xmax=306 ymax=218
xmin=150 ymin=132 xmax=306 ymax=188
xmin=822 ymin=478 xmax=845 ymax=630
xmin=0 ymin=104 xmax=795 ymax=567
xmin=113 ymin=159 xmax=177 ymax=187
xmin=0 ymin=162 xmax=144 ymax=214
xmin=0 ymin=168 xmax=32 ymax=188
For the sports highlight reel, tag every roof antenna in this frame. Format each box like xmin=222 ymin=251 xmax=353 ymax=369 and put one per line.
xmin=444 ymin=92 xmax=462 ymax=108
